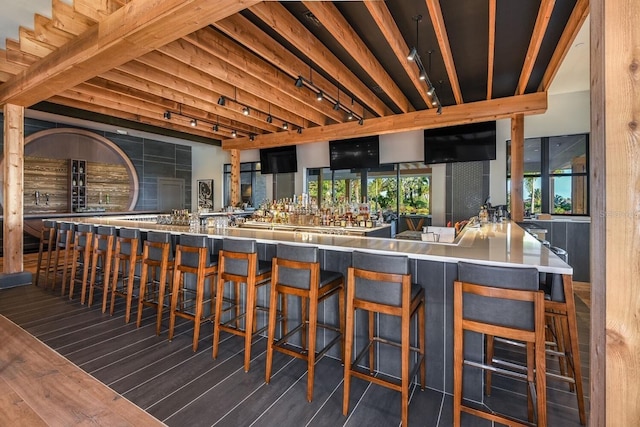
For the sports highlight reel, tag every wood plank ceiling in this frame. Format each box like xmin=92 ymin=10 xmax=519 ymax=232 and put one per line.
xmin=0 ymin=0 xmax=588 ymax=150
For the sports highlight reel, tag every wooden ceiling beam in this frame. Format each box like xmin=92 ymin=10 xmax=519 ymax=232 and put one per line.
xmin=51 ymin=0 xmax=94 ymax=36
xmin=364 ymin=1 xmax=433 ymax=108
xmin=73 ymin=0 xmax=120 ymax=23
xmin=538 ymin=0 xmax=589 ymax=92
xmin=304 ymin=1 xmax=414 ymax=113
xmin=50 ymin=94 xmax=222 ymax=140
xmin=0 ymin=0 xmax=260 ymax=107
xmin=184 ymin=27 xmax=345 ymax=124
xmin=250 ymin=2 xmax=393 ymax=117
xmin=487 ymin=0 xmax=496 ymax=100
xmin=516 ymin=0 xmax=556 ymax=95
xmin=222 ymin=92 xmax=548 ymax=150
xmin=425 ymin=0 xmax=464 ymax=104
xmin=157 ymin=38 xmax=329 ymax=126
xmin=214 ymin=13 xmax=375 ymax=120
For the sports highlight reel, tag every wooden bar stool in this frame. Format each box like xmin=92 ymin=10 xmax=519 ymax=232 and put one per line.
xmin=87 ymin=226 xmax=117 ymax=312
xmin=137 ymin=231 xmax=175 ymax=335
xmin=343 ymin=251 xmax=425 ymax=427
xmin=34 ymin=220 xmax=56 ymax=287
xmin=49 ymin=221 xmax=75 ymax=295
xmin=454 ymin=262 xmax=547 ymax=427
xmin=213 ymin=238 xmax=272 ymax=372
xmin=168 ymin=234 xmax=217 ymax=352
xmin=68 ymin=224 xmax=95 ymax=301
xmin=109 ymin=228 xmax=142 ymax=323
xmin=265 ymin=243 xmax=345 ymax=402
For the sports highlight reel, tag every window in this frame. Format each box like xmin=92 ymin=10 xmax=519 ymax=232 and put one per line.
xmin=306 ymin=162 xmax=431 ymax=217
xmin=223 ymin=161 xmax=266 ymax=208
xmin=507 ymin=134 xmax=588 ymax=215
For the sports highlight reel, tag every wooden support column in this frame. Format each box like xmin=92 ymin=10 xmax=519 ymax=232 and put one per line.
xmin=592 ymin=0 xmax=640 ymax=424
xmin=230 ymin=149 xmax=240 ymax=207
xmin=3 ymin=104 xmax=24 ymax=273
xmin=510 ymin=114 xmax=525 ymax=222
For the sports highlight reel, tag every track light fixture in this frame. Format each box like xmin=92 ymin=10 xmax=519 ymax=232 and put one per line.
xmin=242 ymin=106 xmax=250 ymax=116
xmin=163 ymin=111 xmax=171 ymax=119
xmin=190 ymin=118 xmax=197 ymax=127
xmin=249 ymin=134 xmax=255 ymax=141
xmin=231 ymin=129 xmax=237 ymax=138
xmin=347 ymin=111 xmax=354 ymax=120
xmin=217 ymin=96 xmax=226 ymax=106
xmin=266 ymin=114 xmax=273 ymax=123
xmin=358 ymin=117 xmax=364 ymax=126
xmin=295 ymin=76 xmax=304 ymax=88
xmin=213 ymin=124 xmax=218 ymax=132
xmin=316 ymin=91 xmax=323 ymax=101
xmin=283 ymin=122 xmax=288 ymax=130
xmin=407 ymin=15 xmax=443 ymax=114
xmin=297 ymin=127 xmax=303 ymax=134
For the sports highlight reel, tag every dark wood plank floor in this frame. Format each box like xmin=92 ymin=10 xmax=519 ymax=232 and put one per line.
xmin=0 ymin=271 xmax=590 ymax=426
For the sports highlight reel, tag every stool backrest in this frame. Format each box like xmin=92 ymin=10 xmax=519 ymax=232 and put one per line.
xmin=57 ymin=222 xmax=74 ymax=246
xmin=221 ymin=238 xmax=257 ymax=276
xmin=275 ymin=244 xmax=319 ymax=290
xmin=118 ymin=228 xmax=142 ymax=256
xmin=177 ymin=234 xmax=212 ymax=267
xmin=95 ymin=226 xmax=117 ymax=251
xmin=145 ymin=231 xmax=174 ymax=261
xmin=457 ymin=262 xmax=540 ymax=330
xmin=351 ymin=251 xmax=410 ymax=306
xmin=75 ymin=224 xmax=96 ymax=249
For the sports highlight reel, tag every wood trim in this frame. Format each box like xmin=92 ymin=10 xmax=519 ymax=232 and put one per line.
xmin=249 ymin=2 xmax=392 ymax=117
xmin=364 ymin=1 xmax=433 ymax=107
xmin=303 ymin=1 xmax=413 ymax=113
xmin=590 ymin=2 xmax=606 ymax=424
xmin=222 ymin=92 xmax=547 ymax=150
xmin=230 ymin=149 xmax=240 ymax=207
xmin=593 ymin=0 xmax=640 ymax=424
xmin=0 ymin=0 xmax=260 ymax=107
xmin=425 ymin=0 xmax=463 ymax=104
xmin=487 ymin=0 xmax=496 ymax=100
xmin=510 ymin=114 xmax=524 ymax=222
xmin=2 ymin=104 xmax=24 ymax=273
xmin=516 ymin=0 xmax=556 ymax=95
xmin=538 ymin=0 xmax=589 ymax=92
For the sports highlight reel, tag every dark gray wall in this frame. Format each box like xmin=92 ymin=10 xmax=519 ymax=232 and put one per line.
xmin=445 ymin=160 xmax=490 ymax=225
xmin=0 ymin=114 xmax=192 ymax=211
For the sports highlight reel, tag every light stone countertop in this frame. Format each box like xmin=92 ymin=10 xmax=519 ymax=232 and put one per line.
xmin=62 ymin=216 xmax=572 ymax=275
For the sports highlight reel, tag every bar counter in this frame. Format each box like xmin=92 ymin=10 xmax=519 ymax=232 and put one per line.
xmin=57 ymin=215 xmax=571 ymax=399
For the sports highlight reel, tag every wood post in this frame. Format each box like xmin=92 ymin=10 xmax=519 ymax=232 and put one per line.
xmin=3 ymin=103 xmax=24 ymax=273
xmin=230 ymin=149 xmax=240 ymax=207
xmin=591 ymin=0 xmax=640 ymax=424
xmin=510 ymin=114 xmax=524 ymax=222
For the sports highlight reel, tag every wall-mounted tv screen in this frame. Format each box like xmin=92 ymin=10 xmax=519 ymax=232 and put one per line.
xmin=329 ymin=135 xmax=380 ymax=170
xmin=259 ymin=145 xmax=298 ymax=174
xmin=424 ymin=121 xmax=496 ymax=164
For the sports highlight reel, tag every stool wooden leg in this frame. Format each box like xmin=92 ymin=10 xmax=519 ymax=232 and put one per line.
xmin=191 ymin=267 xmax=206 ymax=352
xmin=453 ymin=285 xmax=463 ymax=427
xmin=265 ymin=282 xmax=280 ymax=384
xmin=485 ymin=335 xmax=495 ymax=396
xmin=418 ymin=298 xmax=426 ymax=388
xmin=368 ymin=310 xmax=375 ymax=374
xmin=307 ymin=286 xmax=318 ymax=402
xmin=243 ymin=277 xmax=257 ymax=372
xmin=60 ymin=243 xmax=72 ymax=297
xmin=124 ymin=258 xmax=137 ymax=323
xmin=87 ymin=251 xmax=99 ymax=307
xmin=101 ymin=254 xmax=113 ymax=313
xmin=137 ymin=262 xmax=149 ymax=328
xmin=109 ymin=254 xmax=122 ymax=316
xmin=68 ymin=247 xmax=79 ymax=299
xmin=168 ymin=260 xmax=182 ymax=342
xmin=156 ymin=266 xmax=169 ymax=335
xmin=212 ymin=275 xmax=225 ymax=359
xmin=401 ymin=308 xmax=410 ymax=427
xmin=338 ymin=285 xmax=345 ymax=363
xmin=563 ymin=275 xmax=586 ymax=425
xmin=342 ymin=274 xmax=355 ymax=417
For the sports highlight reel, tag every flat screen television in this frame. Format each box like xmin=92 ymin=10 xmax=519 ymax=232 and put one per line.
xmin=329 ymin=135 xmax=380 ymax=170
xmin=424 ymin=121 xmax=496 ymax=164
xmin=259 ymin=145 xmax=298 ymax=174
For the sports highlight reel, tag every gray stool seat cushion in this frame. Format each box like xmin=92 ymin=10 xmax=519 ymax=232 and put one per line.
xmin=352 ymin=251 xmax=413 ymax=306
xmin=178 ymin=234 xmax=217 ymax=268
xmin=145 ymin=231 xmax=174 ymax=261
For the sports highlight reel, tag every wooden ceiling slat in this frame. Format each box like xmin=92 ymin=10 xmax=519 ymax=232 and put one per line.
xmin=157 ymin=38 xmax=330 ymax=127
xmin=487 ymin=0 xmax=496 ymax=100
xmin=0 ymin=50 xmax=26 ymax=76
xmin=34 ymin=14 xmax=76 ymax=47
xmin=0 ymin=0 xmax=260 ymax=107
xmin=538 ymin=0 xmax=589 ymax=92
xmin=516 ymin=0 xmax=556 ymax=95
xmin=303 ymin=1 xmax=414 ymax=113
xmin=184 ymin=27 xmax=346 ymax=124
xmin=425 ymin=0 xmax=464 ymax=105
xmin=249 ymin=2 xmax=393 ymax=117
xmin=364 ymin=1 xmax=433 ymax=108
xmin=4 ymin=39 xmax=40 ymax=67
xmin=222 ymin=92 xmax=547 ymax=150
xmin=50 ymin=94 xmax=221 ymax=140
xmin=213 ymin=13 xmax=372 ymax=121
xmin=73 ymin=0 xmax=121 ymax=23
xmin=51 ymin=0 xmax=94 ymax=36
xmin=18 ymin=27 xmax=56 ymax=58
